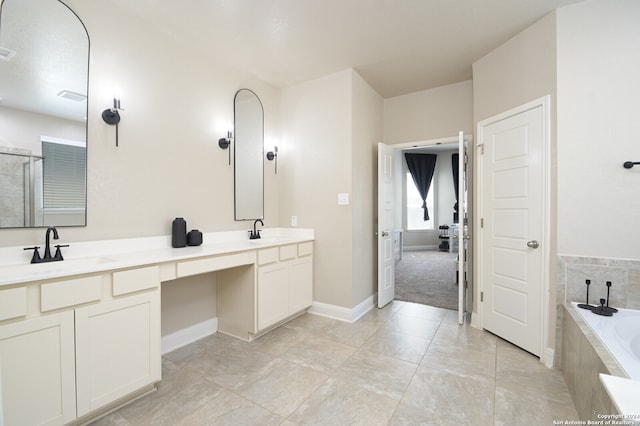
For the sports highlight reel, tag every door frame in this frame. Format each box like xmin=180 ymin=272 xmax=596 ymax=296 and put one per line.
xmin=475 ymin=95 xmax=552 ymax=365
xmin=382 ymin=134 xmax=473 ymax=323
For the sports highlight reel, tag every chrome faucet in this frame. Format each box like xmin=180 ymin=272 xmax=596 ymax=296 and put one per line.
xmin=24 ymin=227 xmax=68 ymax=263
xmin=249 ymin=219 xmax=264 ymax=240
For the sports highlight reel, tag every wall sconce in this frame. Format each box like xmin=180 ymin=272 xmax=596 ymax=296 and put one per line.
xmin=219 ymin=131 xmax=233 ymax=165
xmin=102 ymin=97 xmax=122 ymax=147
xmin=266 ymin=146 xmax=278 ymax=174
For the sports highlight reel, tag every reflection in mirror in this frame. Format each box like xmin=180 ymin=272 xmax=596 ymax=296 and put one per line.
xmin=234 ymin=89 xmax=264 ymax=221
xmin=0 ymin=0 xmax=89 ymax=228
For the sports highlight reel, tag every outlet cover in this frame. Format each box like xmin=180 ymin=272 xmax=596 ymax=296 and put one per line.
xmin=291 ymin=216 xmax=298 ymax=227
xmin=338 ymin=193 xmax=349 ymax=205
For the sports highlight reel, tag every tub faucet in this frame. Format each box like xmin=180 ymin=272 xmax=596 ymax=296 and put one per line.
xmin=249 ymin=219 xmax=264 ymax=240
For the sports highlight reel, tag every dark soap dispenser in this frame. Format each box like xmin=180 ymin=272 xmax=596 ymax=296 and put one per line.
xmin=172 ymin=217 xmax=187 ymax=248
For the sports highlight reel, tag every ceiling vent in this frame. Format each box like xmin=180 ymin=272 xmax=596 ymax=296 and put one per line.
xmin=57 ymin=90 xmax=87 ymax=102
xmin=0 ymin=46 xmax=16 ymax=61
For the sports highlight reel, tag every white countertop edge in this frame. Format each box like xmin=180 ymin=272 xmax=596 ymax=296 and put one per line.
xmin=599 ymin=373 xmax=640 ymax=416
xmin=0 ymin=228 xmax=314 ymax=287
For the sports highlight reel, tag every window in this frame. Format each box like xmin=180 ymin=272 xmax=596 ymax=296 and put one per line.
xmin=406 ymin=171 xmax=434 ymax=230
xmin=42 ymin=139 xmax=86 ymax=210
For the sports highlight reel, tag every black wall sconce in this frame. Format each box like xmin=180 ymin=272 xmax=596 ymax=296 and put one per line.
xmin=623 ymin=161 xmax=640 ymax=169
xmin=219 ymin=131 xmax=233 ymax=165
xmin=102 ymin=98 xmax=122 ymax=147
xmin=266 ymin=146 xmax=278 ymax=174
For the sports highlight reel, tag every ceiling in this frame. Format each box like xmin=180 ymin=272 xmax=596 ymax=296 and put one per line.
xmin=111 ymin=0 xmax=582 ymax=98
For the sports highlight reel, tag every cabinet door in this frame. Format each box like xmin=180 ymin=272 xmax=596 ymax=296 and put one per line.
xmin=257 ymin=263 xmax=289 ymax=331
xmin=289 ymin=257 xmax=313 ymax=314
xmin=0 ymin=311 xmax=76 ymax=426
xmin=75 ymin=290 xmax=161 ymax=416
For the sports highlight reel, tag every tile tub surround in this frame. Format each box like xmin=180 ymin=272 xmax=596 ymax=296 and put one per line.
xmin=91 ymin=301 xmax=579 ymax=425
xmin=562 ymin=303 xmax=621 ymax=421
xmin=555 ymin=255 xmax=640 ymax=368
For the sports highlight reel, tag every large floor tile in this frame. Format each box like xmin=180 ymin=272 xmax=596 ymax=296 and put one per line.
xmin=288 ymin=376 xmax=399 ymax=426
xmin=494 ymin=385 xmax=580 ymax=426
xmin=281 ymin=334 xmax=357 ymax=374
xmin=431 ymin=322 xmax=497 ymax=354
xmin=421 ymin=342 xmax=496 ymax=380
xmin=335 ymin=349 xmax=418 ymax=399
xmin=361 ymin=328 xmax=431 ymax=364
xmin=383 ymin=312 xmax=441 ymax=339
xmin=392 ymin=365 xmax=495 ymax=426
xmin=176 ymin=389 xmax=285 ymax=426
xmin=233 ymin=357 xmax=328 ymax=417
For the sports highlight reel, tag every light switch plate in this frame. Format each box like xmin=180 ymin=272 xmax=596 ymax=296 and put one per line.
xmin=338 ymin=193 xmax=349 ymax=205
xmin=291 ymin=216 xmax=298 ymax=227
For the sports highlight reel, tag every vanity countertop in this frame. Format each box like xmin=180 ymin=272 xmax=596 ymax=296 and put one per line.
xmin=0 ymin=228 xmax=314 ymax=287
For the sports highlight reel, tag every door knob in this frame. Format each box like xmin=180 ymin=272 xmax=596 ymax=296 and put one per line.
xmin=527 ymin=240 xmax=539 ymax=249
xmin=381 ymin=231 xmax=389 ymax=237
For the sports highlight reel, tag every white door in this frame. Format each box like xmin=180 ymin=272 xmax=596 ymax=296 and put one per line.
xmin=377 ymin=142 xmax=395 ymax=308
xmin=479 ymin=101 xmax=546 ymax=356
xmin=457 ymin=131 xmax=466 ymax=324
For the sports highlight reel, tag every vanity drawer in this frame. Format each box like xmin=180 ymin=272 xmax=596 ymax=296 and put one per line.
xmin=279 ymin=245 xmax=297 ymax=261
xmin=177 ymin=252 xmax=255 ymax=277
xmin=0 ymin=287 xmax=28 ymax=321
xmin=113 ymin=266 xmax=159 ymax=296
xmin=41 ymin=276 xmax=103 ymax=312
xmin=258 ymin=248 xmax=279 ymax=265
xmin=298 ymin=242 xmax=313 ymax=257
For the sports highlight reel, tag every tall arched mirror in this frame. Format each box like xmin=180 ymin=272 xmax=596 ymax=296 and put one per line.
xmin=0 ymin=0 xmax=89 ymax=228
xmin=234 ymin=89 xmax=264 ymax=220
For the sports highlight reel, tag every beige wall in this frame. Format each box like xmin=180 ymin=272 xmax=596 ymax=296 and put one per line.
xmin=350 ymin=71 xmax=383 ymax=306
xmin=472 ymin=11 xmax=558 ymax=352
xmin=383 ymin=80 xmax=472 ymax=144
xmin=279 ymin=70 xmax=354 ymax=308
xmin=1 ymin=0 xmax=280 ymax=248
xmin=279 ymin=69 xmax=382 ymax=310
xmin=556 ymin=0 xmax=640 ymax=260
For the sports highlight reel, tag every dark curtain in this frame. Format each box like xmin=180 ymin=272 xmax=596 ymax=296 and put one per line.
xmin=404 ymin=153 xmax=437 ymax=221
xmin=452 ymin=153 xmax=459 ymax=223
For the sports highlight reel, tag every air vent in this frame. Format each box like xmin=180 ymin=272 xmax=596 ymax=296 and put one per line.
xmin=0 ymin=46 xmax=16 ymax=61
xmin=57 ymin=90 xmax=87 ymax=102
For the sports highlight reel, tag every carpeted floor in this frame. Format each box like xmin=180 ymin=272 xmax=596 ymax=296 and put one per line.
xmin=394 ymin=250 xmax=458 ymax=310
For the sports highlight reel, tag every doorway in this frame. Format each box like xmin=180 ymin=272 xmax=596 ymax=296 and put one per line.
xmin=394 ymin=142 xmax=460 ymax=311
xmin=377 ymin=134 xmax=472 ymax=323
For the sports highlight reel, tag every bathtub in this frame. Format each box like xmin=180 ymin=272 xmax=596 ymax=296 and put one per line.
xmin=572 ymin=302 xmax=640 ymax=380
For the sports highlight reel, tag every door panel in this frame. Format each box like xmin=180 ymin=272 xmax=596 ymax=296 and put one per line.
xmin=377 ymin=143 xmax=395 ymax=308
xmin=480 ymin=104 xmax=544 ymax=356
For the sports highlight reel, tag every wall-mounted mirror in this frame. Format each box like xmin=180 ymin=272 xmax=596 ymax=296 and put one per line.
xmin=0 ymin=0 xmax=89 ymax=228
xmin=234 ymin=89 xmax=264 ymax=220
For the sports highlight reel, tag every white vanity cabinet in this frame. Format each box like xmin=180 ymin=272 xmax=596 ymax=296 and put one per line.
xmin=256 ymin=242 xmax=313 ymax=332
xmin=0 ymin=266 xmax=161 ymax=426
xmin=0 ymin=309 xmax=77 ymax=426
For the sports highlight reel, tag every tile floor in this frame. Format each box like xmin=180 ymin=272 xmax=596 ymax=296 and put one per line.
xmin=92 ymin=301 xmax=579 ymax=425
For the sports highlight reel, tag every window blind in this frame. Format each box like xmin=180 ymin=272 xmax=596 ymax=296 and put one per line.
xmin=42 ymin=141 xmax=86 ymax=209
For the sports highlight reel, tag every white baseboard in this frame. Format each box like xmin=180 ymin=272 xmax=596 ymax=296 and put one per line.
xmin=308 ymin=295 xmax=376 ymax=323
xmin=403 ymin=245 xmax=438 ymax=251
xmin=543 ymin=347 xmax=555 ymax=368
xmin=161 ymin=318 xmax=218 ymax=355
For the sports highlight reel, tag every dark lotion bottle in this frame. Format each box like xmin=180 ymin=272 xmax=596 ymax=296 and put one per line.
xmin=172 ymin=217 xmax=187 ymax=248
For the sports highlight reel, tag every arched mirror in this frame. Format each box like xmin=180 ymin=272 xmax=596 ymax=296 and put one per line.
xmin=234 ymin=89 xmax=264 ymax=220
xmin=0 ymin=0 xmax=89 ymax=228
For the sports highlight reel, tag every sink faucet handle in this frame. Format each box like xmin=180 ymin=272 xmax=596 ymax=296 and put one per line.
xmin=54 ymin=244 xmax=69 ymax=261
xmin=23 ymin=246 xmax=42 ymax=264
